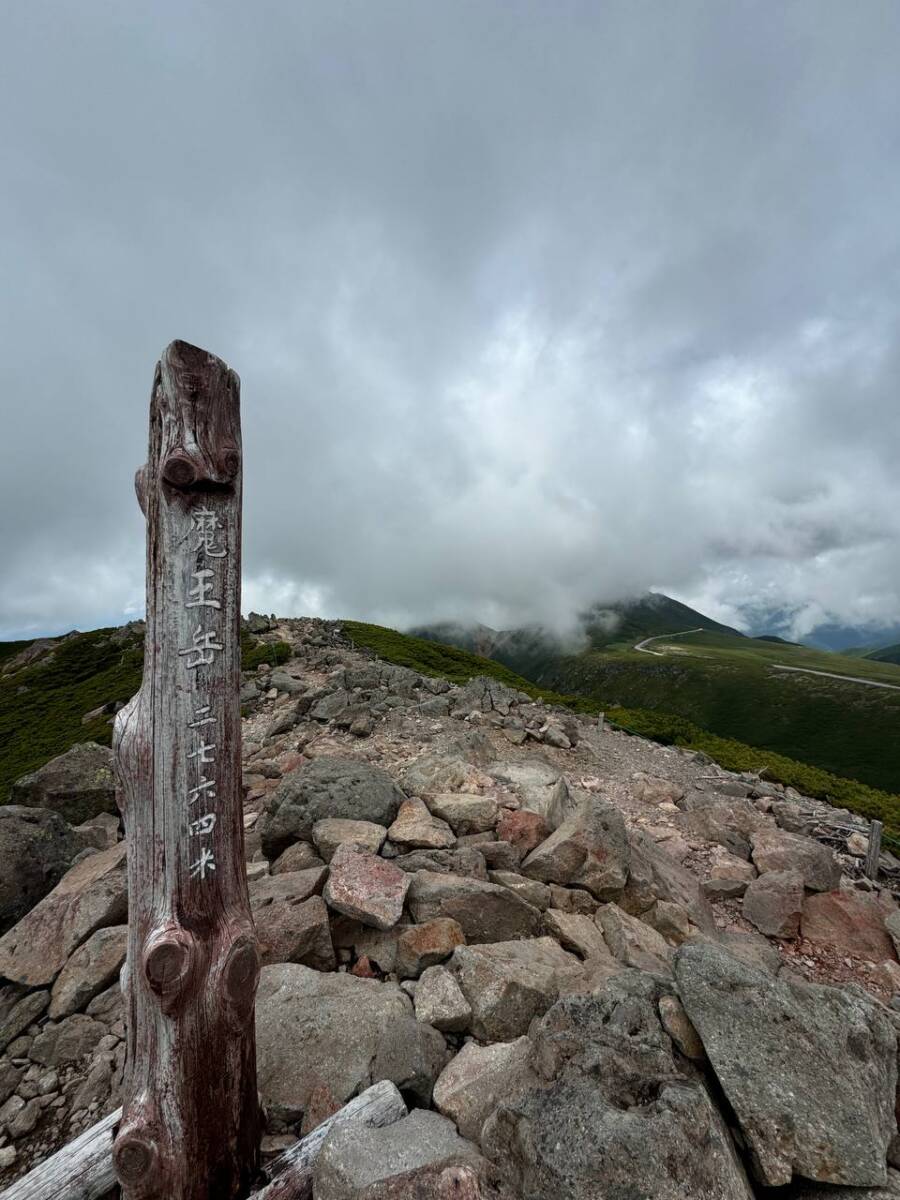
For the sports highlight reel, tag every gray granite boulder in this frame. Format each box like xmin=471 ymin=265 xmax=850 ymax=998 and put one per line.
xmin=10 ymin=743 xmax=117 ymax=825
xmin=481 ymin=973 xmax=754 ymax=1199
xmin=259 ymin=757 xmax=406 ymax=859
xmin=674 ymin=941 xmax=897 ymax=1187
xmin=0 ymin=805 xmax=85 ymax=934
xmin=255 ymin=964 xmax=446 ymax=1118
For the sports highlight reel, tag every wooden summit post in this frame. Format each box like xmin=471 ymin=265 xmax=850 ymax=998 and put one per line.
xmin=112 ymin=341 xmax=259 ymax=1199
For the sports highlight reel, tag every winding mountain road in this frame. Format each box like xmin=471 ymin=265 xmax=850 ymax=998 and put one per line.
xmin=769 ymin=664 xmax=900 ymax=691
xmin=633 ymin=628 xmax=704 ymax=655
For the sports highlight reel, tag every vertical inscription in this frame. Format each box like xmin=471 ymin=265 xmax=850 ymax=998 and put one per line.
xmin=180 ymin=506 xmax=227 ymax=884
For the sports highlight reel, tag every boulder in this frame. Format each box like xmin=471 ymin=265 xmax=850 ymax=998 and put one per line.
xmin=425 ymin=794 xmax=499 ymax=836
xmin=742 ymin=869 xmax=804 ymax=938
xmin=434 ymin=1036 xmax=534 ymax=1141
xmin=414 ymin=966 xmax=471 ymax=1032
xmin=449 ymin=938 xmax=585 ymax=1041
xmin=324 ymin=845 xmax=410 ymax=930
xmin=481 ymin=975 xmax=755 ymax=1200
xmin=399 ymin=755 xmax=492 ymax=799
xmin=255 ymin=965 xmax=445 ymax=1115
xmin=496 ymin=810 xmax=550 ymax=858
xmin=1 ymin=989 xmax=49 ymax=1052
xmin=255 ymin=895 xmax=335 ymax=970
xmin=486 ymin=759 xmax=575 ymax=829
xmin=521 ymin=797 xmax=629 ymax=900
xmin=0 ymin=806 xmax=85 ymax=934
xmin=270 ymin=841 xmax=326 ymax=874
xmin=250 ymin=867 xmax=327 ymax=909
xmin=10 ymin=743 xmax=117 ymax=825
xmin=393 ymin=848 xmax=488 ymax=880
xmin=676 ymin=794 xmax=769 ymax=859
xmin=407 ymin=872 xmax=542 ymax=944
xmin=887 ymin=910 xmax=900 ymax=959
xmin=29 ymin=1014 xmax=107 ymax=1066
xmin=314 ymin=1108 xmax=483 ymax=1200
xmin=48 ymin=924 xmax=127 ymax=1018
xmin=632 ymin=773 xmax=686 ymax=805
xmin=395 ymin=919 xmax=466 ymax=979
xmin=0 ymin=840 xmax=127 ymax=986
xmin=387 ymin=799 xmax=455 ymax=850
xmin=750 ymin=828 xmax=840 ymax=892
xmin=488 ymin=871 xmax=552 ymax=910
xmin=542 ymin=908 xmax=614 ymax=964
xmin=801 ymin=890 xmax=896 ymax=962
xmin=674 ymin=941 xmax=897 ymax=1186
xmin=702 ymin=851 xmax=757 ymax=900
xmin=259 ymin=757 xmax=406 ymax=859
xmin=596 ymin=903 xmax=673 ymax=974
xmin=621 ymin=830 xmax=715 ymax=934
xmin=312 ymin=819 xmax=387 ymax=862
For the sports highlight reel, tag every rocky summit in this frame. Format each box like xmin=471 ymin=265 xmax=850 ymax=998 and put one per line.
xmin=1 ymin=615 xmax=900 ymax=1197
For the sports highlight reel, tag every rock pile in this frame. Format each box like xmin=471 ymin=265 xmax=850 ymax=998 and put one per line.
xmin=1 ymin=615 xmax=899 ymax=1198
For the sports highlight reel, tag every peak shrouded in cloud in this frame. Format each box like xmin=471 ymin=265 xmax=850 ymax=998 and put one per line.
xmin=1 ymin=2 xmax=898 ymax=641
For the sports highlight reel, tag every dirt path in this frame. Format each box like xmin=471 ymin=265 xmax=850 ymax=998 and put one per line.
xmin=634 ymin=628 xmax=704 ymax=655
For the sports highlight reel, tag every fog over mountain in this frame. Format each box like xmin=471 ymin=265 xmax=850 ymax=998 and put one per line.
xmin=1 ymin=2 xmax=898 ymax=642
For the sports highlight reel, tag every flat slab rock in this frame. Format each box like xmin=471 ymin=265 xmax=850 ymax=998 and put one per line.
xmin=255 ymin=964 xmax=447 ymax=1115
xmin=0 ymin=841 xmax=127 ymax=986
xmin=314 ymin=1108 xmax=484 ymax=1200
xmin=324 ymin=844 xmax=411 ymax=930
xmin=674 ymin=941 xmax=898 ymax=1187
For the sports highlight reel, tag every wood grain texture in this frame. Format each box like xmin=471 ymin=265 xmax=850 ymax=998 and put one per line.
xmin=113 ymin=341 xmax=259 ymax=1199
xmin=0 ymin=1108 xmax=121 ymax=1200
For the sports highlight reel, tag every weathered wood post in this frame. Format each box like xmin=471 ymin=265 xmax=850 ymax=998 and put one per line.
xmin=112 ymin=341 xmax=259 ymax=1199
xmin=865 ymin=819 xmax=883 ymax=880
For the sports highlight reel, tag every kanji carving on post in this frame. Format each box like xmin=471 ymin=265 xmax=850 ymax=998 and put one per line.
xmin=112 ymin=341 xmax=259 ymax=1200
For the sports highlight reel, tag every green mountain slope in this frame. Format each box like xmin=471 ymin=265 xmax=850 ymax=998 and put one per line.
xmin=413 ymin=595 xmax=900 ymax=795
xmin=343 ymin=620 xmax=900 ymax=843
xmin=866 ymin=643 xmax=900 ymax=666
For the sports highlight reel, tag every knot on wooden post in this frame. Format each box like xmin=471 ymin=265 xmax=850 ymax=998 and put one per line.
xmin=143 ymin=927 xmax=196 ymax=1012
xmin=221 ymin=932 xmax=260 ymax=1026
xmin=113 ymin=1128 xmax=160 ymax=1191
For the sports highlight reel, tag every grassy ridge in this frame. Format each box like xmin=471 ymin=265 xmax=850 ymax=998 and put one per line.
xmin=0 ymin=630 xmax=291 ymax=802
xmin=343 ymin=620 xmax=900 ymax=845
xmin=0 ymin=629 xmax=144 ymax=800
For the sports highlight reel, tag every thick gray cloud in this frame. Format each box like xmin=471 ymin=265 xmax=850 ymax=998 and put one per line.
xmin=1 ymin=1 xmax=898 ymax=641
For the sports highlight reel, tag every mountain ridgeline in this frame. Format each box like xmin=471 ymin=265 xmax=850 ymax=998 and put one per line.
xmin=411 ymin=593 xmax=900 ymax=796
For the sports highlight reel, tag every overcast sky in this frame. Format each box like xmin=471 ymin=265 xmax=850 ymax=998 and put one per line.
xmin=2 ymin=1 xmax=899 ymax=642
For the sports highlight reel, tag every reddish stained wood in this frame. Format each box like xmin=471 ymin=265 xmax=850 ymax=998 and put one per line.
xmin=113 ymin=341 xmax=259 ymax=1199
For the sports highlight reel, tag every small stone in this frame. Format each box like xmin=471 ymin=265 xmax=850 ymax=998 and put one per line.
xmin=387 ymin=799 xmax=455 ymax=851
xmin=659 ymin=994 xmax=705 ymax=1060
xmin=0 ymin=1145 xmax=16 ymax=1169
xmin=414 ymin=966 xmax=471 ymax=1032
xmin=270 ymin=842 xmax=326 ymax=874
xmin=312 ymin=819 xmax=387 ymax=863
xmin=324 ymin=844 xmax=410 ymax=930
xmin=426 ymin=794 xmax=499 ymax=836
xmin=395 ymin=919 xmax=466 ymax=979
xmin=742 ymin=870 xmax=804 ymax=939
xmin=496 ymin=810 xmax=550 ymax=858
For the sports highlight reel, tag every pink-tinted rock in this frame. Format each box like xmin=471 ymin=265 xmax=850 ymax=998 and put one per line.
xmin=324 ymin=845 xmax=411 ymax=930
xmin=801 ymin=890 xmax=897 ymax=962
xmin=396 ymin=919 xmax=466 ymax=979
xmin=496 ymin=810 xmax=550 ymax=858
xmin=256 ymin=895 xmax=336 ymax=970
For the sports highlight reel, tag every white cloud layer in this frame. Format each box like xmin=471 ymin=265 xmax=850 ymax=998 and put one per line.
xmin=1 ymin=1 xmax=898 ymax=641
